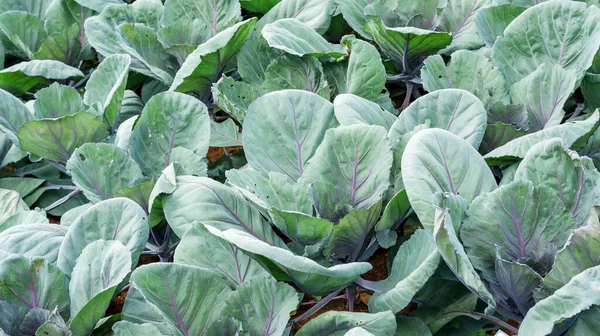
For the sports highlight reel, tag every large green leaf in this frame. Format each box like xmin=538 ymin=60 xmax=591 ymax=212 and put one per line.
xmin=254 ymin=0 xmax=337 ymax=35
xmin=484 ymin=111 xmax=600 ymax=165
xmin=34 ymin=23 xmax=82 ymax=66
xmin=296 ymin=311 xmax=397 ymax=336
xmin=211 ymin=75 xmax=264 ymax=123
xmin=67 ymin=143 xmax=143 ymax=203
xmin=120 ymin=284 xmax=175 ymax=334
xmin=492 ymin=0 xmax=600 ymax=85
xmin=242 ymin=90 xmax=335 ymax=181
xmin=510 ymin=64 xmax=578 ymax=131
xmin=514 ymin=138 xmax=600 ymax=225
xmin=421 ymin=51 xmax=509 ymax=108
xmin=339 ymin=34 xmax=386 ymax=101
xmin=174 ymin=224 xmax=272 ymax=287
xmin=262 ymin=54 xmax=330 ymax=98
xmin=84 ymin=0 xmax=163 ymax=70
xmin=262 ymin=18 xmax=346 ymax=59
xmin=434 ymin=208 xmax=496 ymax=314
xmin=129 ymin=263 xmax=233 ymax=335
xmin=116 ymin=23 xmax=178 ymax=85
xmin=44 ymin=0 xmax=95 ymax=57
xmin=479 ymin=122 xmax=528 ymax=156
xmin=368 ymin=230 xmax=440 ymax=313
xmin=0 ymin=189 xmax=31 ymax=225
xmin=69 ymin=240 xmax=131 ymax=335
xmin=461 ymin=181 xmax=576 ymax=281
xmin=401 ymin=128 xmax=497 ymax=232
xmin=326 ymin=201 xmax=382 ymax=261
xmin=541 ymin=215 xmax=600 ymax=296
xmin=158 ymin=18 xmax=210 ymax=64
xmin=33 ymin=83 xmax=83 ymax=119
xmin=495 ymin=256 xmax=542 ymax=317
xmin=57 ymin=198 xmax=148 ymax=278
xmin=438 ymin=0 xmax=492 ymax=52
xmin=226 ymin=169 xmax=312 ymax=214
xmin=333 ymin=94 xmax=396 ymax=130
xmin=0 ymin=60 xmax=83 ymax=95
xmin=130 ymin=92 xmax=210 ymax=178
xmin=162 ymin=0 xmax=241 ymax=34
xmin=269 ymin=209 xmax=333 ymax=250
xmin=83 ymin=54 xmax=131 ymax=130
xmin=236 ymin=38 xmax=282 ymax=85
xmin=223 ymin=278 xmax=300 ymax=336
xmin=388 ymin=89 xmax=488 ymax=148
xmin=18 ymin=112 xmax=108 ymax=163
xmin=162 ymin=176 xmax=285 ymax=246
xmin=565 ymin=307 xmax=600 ymax=336
xmin=112 ymin=321 xmax=162 ymax=336
xmin=364 ymin=20 xmax=451 ymax=73
xmin=519 ymin=265 xmax=600 ymax=336
xmin=302 ymin=125 xmax=392 ymax=209
xmin=209 ymin=119 xmax=242 ymax=147
xmin=169 ymin=18 xmax=256 ymax=97
xmin=221 ymin=227 xmax=372 ymax=295
xmin=337 ymin=0 xmax=397 ymax=39
xmin=0 ymin=0 xmax=54 ymax=19
xmin=0 ymin=224 xmax=67 ymax=264
xmin=0 ymin=88 xmax=33 ymax=145
xmin=0 ymin=256 xmax=69 ymax=315
xmin=474 ymin=4 xmax=526 ymax=48
xmin=0 ymin=11 xmax=46 ymax=60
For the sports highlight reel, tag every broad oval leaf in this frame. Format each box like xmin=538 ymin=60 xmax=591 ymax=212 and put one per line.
xmin=421 ymin=51 xmax=509 ymax=108
xmin=340 ymin=35 xmax=387 ymax=101
xmin=0 ymin=256 xmax=69 ymax=315
xmin=368 ymin=230 xmax=440 ymax=314
xmin=242 ymin=90 xmax=335 ymax=181
xmin=254 ymin=0 xmax=337 ymax=35
xmin=0 ymin=11 xmax=46 ymax=60
xmin=112 ymin=321 xmax=162 ymax=336
xmin=83 ymin=54 xmax=131 ymax=131
xmin=484 ymin=111 xmax=600 ymax=165
xmin=129 ymin=263 xmax=234 ymax=335
xmin=389 ymin=89 xmax=488 ymax=148
xmin=296 ymin=311 xmax=397 ymax=336
xmin=130 ymin=91 xmax=210 ymax=178
xmin=262 ymin=18 xmax=346 ymax=59
xmin=174 ymin=224 xmax=272 ymax=287
xmin=0 ymin=224 xmax=67 ymax=264
xmin=69 ymin=240 xmax=132 ymax=335
xmin=162 ymin=0 xmax=241 ymax=34
xmin=541 ymin=216 xmax=600 ymax=297
xmin=514 ymin=138 xmax=600 ymax=225
xmin=434 ymin=209 xmax=496 ymax=314
xmin=492 ymin=0 xmax=600 ymax=85
xmin=474 ymin=4 xmax=526 ymax=48
xmin=262 ymin=54 xmax=330 ymax=98
xmin=334 ymin=94 xmax=396 ymax=130
xmin=57 ymin=198 xmax=148 ymax=278
xmin=162 ymin=176 xmax=285 ymax=246
xmin=0 ymin=188 xmax=29 ymax=225
xmin=0 ymin=60 xmax=84 ymax=96
xmin=67 ymin=143 xmax=144 ymax=203
xmin=169 ymin=18 xmax=257 ymax=96
xmin=33 ymin=83 xmax=83 ymax=119
xmin=0 ymin=88 xmax=33 ymax=145
xmin=461 ymin=180 xmax=577 ymax=280
xmin=222 ymin=278 xmax=300 ymax=336
xmin=364 ymin=20 xmax=451 ymax=73
xmin=401 ymin=128 xmax=497 ymax=232
xmin=302 ymin=125 xmax=393 ymax=209
xmin=18 ymin=112 xmax=108 ymax=163
xmin=519 ymin=265 xmax=600 ymax=336
xmin=510 ymin=64 xmax=578 ymax=131
xmin=221 ymin=227 xmax=372 ymax=296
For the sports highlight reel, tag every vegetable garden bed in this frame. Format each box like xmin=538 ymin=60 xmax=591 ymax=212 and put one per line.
xmin=0 ymin=0 xmax=600 ymax=335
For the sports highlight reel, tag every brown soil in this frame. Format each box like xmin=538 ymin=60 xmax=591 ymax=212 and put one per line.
xmin=106 ymin=255 xmax=160 ymax=315
xmin=206 ymin=146 xmax=244 ymax=164
xmin=361 ymin=248 xmax=389 ymax=281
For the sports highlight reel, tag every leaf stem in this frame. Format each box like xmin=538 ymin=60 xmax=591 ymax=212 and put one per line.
xmin=438 ymin=310 xmax=519 ymax=334
xmin=291 ymin=285 xmax=348 ymax=324
xmin=44 ymin=188 xmax=81 ymax=212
